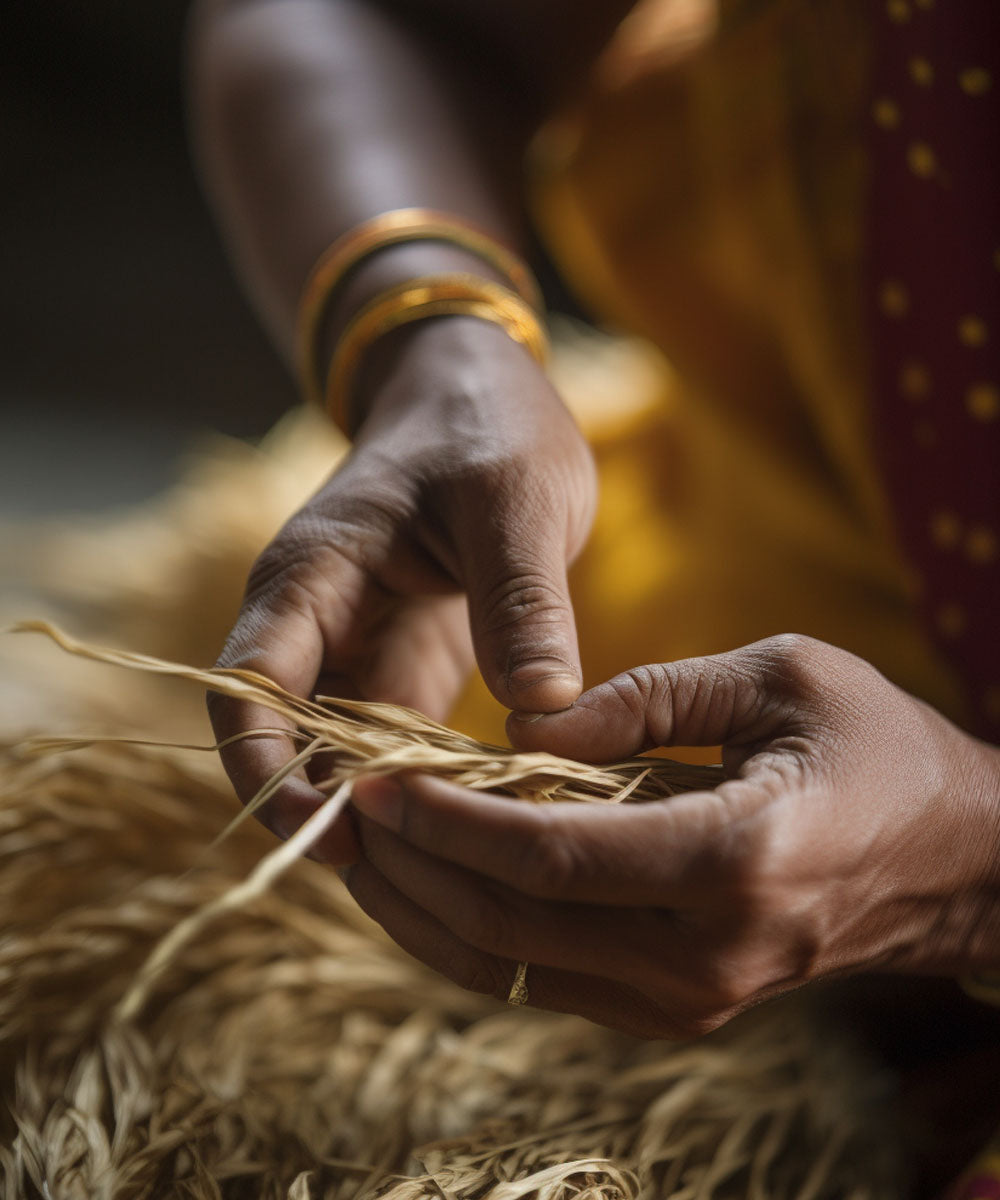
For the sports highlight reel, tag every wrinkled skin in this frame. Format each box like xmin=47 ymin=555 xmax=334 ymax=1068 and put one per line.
xmin=343 ymin=634 xmax=1000 ymax=1039
xmin=208 ymin=319 xmax=596 ymax=860
xmin=209 ymin=324 xmax=1000 ymax=1039
xmin=198 ymin=0 xmax=1000 ymax=1046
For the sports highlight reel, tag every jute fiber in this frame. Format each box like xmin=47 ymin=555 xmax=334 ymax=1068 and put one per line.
xmin=0 ymin=627 xmax=904 ymax=1199
xmin=0 ymin=386 xmax=905 ymax=1198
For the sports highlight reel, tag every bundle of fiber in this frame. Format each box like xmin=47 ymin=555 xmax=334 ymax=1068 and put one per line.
xmin=0 ymin=633 xmax=903 ymax=1199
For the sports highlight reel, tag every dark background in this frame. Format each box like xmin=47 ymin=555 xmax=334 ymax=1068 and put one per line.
xmin=0 ymin=3 xmax=587 ymax=520
xmin=1 ymin=1 xmax=294 ymax=517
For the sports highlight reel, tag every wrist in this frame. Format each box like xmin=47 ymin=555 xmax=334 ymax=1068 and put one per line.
xmin=316 ymin=240 xmax=516 ymax=386
xmin=906 ymin=730 xmax=1000 ymax=979
xmin=314 ymin=243 xmax=550 ymax=435
xmin=351 ymin=313 xmax=557 ymax=441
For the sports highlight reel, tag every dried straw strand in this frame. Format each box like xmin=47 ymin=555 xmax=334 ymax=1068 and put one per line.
xmin=0 ymin=739 xmax=903 ymax=1199
xmin=9 ymin=621 xmax=725 ymax=817
xmin=114 ymin=781 xmax=352 ymax=1023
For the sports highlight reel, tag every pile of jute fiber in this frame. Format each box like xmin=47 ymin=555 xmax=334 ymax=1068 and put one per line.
xmin=0 ymin=624 xmax=903 ymax=1199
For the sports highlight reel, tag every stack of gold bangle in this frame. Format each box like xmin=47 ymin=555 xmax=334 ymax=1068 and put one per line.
xmin=296 ymin=208 xmax=546 ymax=428
xmin=325 ymin=273 xmax=547 ymax=433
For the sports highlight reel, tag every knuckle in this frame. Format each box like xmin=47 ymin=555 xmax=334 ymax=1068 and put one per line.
xmin=669 ymin=660 xmax=762 ymax=739
xmin=515 ymin=820 xmax=581 ymax=898
xmin=609 ymin=664 xmax=665 ymax=726
xmin=427 ymin=446 xmax=524 ymax=511
xmin=240 ymin=547 xmax=349 ymax=634
xmin=453 ymin=890 xmax=517 ymax=958
xmin=478 ymin=572 xmax=571 ymax=636
xmin=699 ymin=958 xmax=754 ymax=1011
xmin=754 ymin=632 xmax=827 ymax=696
xmin=244 ymin=522 xmax=332 ymax=603
xmin=708 ymin=817 xmax=779 ymax=911
xmin=677 ymin=1007 xmax=734 ymax=1038
xmin=450 ymin=955 xmax=510 ymax=999
xmin=244 ymin=540 xmax=296 ymax=602
xmin=243 ymin=497 xmax=397 ymax=609
xmin=621 ymin=663 xmax=660 ymax=706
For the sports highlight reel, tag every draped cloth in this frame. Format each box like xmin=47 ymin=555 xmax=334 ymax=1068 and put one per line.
xmin=461 ymin=0 xmax=996 ymax=749
xmin=870 ymin=0 xmax=1000 ymax=740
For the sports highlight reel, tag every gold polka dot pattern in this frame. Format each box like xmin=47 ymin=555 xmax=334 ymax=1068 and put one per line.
xmin=907 ymin=140 xmax=937 ymax=177
xmin=879 ymin=280 xmax=910 ymax=316
xmin=930 ymin=510 xmax=961 ymax=548
xmin=871 ymin=0 xmax=999 ymax=739
xmin=909 ymin=57 xmax=934 ymax=85
xmin=873 ymin=98 xmax=902 ymax=128
xmin=958 ymin=315 xmax=989 ymax=347
xmin=966 ymin=383 xmax=999 ymax=421
xmin=959 ymin=67 xmax=992 ymax=95
xmin=899 ymin=361 xmax=931 ymax=400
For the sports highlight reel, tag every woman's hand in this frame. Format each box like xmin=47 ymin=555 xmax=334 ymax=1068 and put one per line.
xmin=345 ymin=634 xmax=1000 ymax=1038
xmin=208 ymin=317 xmax=597 ymax=860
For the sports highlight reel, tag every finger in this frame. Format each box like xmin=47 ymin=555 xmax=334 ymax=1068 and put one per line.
xmin=506 ymin=641 xmax=793 ymax=760
xmin=354 ymin=812 xmax=705 ymax=992
xmin=209 ymin=598 xmax=359 ymax=864
xmin=351 ymin=773 xmax=762 ymax=907
xmin=342 ymin=857 xmax=689 ymax=1039
xmin=359 ymin=594 xmax=473 ymax=720
xmin=456 ymin=483 xmax=583 ymax=713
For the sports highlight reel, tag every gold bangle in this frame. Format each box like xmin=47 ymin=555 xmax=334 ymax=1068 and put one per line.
xmin=961 ymin=972 xmax=1000 ymax=1007
xmin=297 ymin=209 xmax=542 ymax=409
xmin=324 ymin=273 xmax=549 ymax=435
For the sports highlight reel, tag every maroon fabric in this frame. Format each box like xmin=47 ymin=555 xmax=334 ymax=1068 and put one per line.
xmin=870 ymin=0 xmax=999 ymax=741
xmin=944 ymin=1169 xmax=1000 ymax=1200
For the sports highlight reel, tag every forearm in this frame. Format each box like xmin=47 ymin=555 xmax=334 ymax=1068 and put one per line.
xmin=188 ymin=0 xmax=634 ymax=361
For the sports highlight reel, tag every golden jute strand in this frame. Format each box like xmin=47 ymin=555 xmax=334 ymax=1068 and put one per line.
xmin=324 ymin=274 xmax=549 ymax=434
xmin=114 ymin=780 xmax=353 ymax=1023
xmin=8 ymin=621 xmax=724 ymax=819
xmin=0 ymin=737 xmax=904 ymax=1198
xmin=297 ymin=208 xmax=543 ymax=410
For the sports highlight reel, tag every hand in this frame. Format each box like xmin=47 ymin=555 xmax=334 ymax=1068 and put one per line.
xmin=345 ymin=634 xmax=1000 ymax=1038
xmin=208 ymin=317 xmax=597 ymax=860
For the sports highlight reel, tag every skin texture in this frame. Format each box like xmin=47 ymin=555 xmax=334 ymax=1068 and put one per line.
xmin=192 ymin=0 xmax=626 ymax=846
xmin=192 ymin=1 xmax=1000 ymax=1027
xmin=343 ymin=635 xmax=1000 ymax=1039
xmin=207 ymin=316 xmax=596 ymax=860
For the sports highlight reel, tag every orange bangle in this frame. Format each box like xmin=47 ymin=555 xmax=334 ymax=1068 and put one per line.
xmin=297 ymin=209 xmax=542 ymax=409
xmin=324 ymin=273 xmax=548 ymax=435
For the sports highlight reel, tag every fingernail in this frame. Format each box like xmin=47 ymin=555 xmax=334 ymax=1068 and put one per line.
xmin=351 ymin=776 xmax=404 ymax=831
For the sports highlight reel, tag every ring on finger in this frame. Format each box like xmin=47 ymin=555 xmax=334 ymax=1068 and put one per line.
xmin=507 ymin=960 xmax=529 ymax=1006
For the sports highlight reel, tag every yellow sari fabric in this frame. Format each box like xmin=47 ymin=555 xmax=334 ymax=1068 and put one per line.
xmin=453 ymin=0 xmax=968 ymax=750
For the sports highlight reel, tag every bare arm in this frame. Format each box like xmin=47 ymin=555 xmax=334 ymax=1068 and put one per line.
xmin=191 ymin=0 xmax=635 ymax=847
xmin=189 ymin=0 xmax=636 ymax=353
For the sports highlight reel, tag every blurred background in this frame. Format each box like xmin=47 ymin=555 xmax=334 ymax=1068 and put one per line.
xmin=1 ymin=1 xmax=295 ymax=518
xmin=0 ymin=4 xmax=583 ymax=520
xmin=0 ymin=0 xmax=583 ymax=721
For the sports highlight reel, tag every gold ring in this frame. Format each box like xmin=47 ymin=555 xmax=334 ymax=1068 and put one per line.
xmin=507 ymin=961 xmax=529 ymax=1006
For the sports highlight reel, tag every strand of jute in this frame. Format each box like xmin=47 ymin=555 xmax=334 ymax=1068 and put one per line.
xmin=114 ymin=779 xmax=353 ymax=1023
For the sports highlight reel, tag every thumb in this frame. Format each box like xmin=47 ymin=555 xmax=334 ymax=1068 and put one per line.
xmin=457 ymin=495 xmax=583 ymax=713
xmin=507 ymin=640 xmax=796 ymax=760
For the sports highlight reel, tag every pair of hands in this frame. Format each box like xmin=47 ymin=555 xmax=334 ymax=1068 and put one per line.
xmin=209 ymin=319 xmax=1000 ymax=1038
